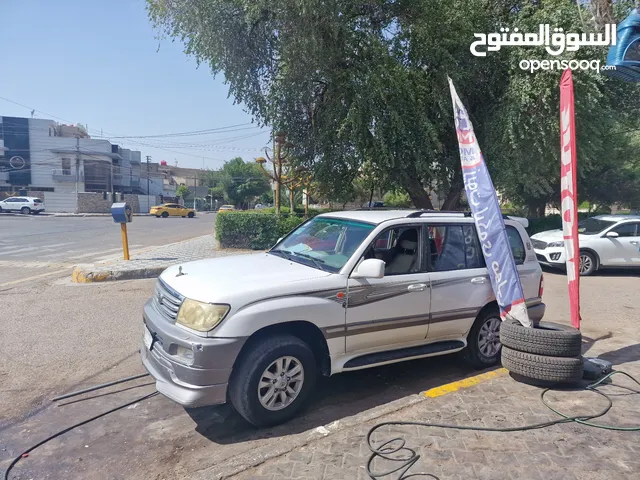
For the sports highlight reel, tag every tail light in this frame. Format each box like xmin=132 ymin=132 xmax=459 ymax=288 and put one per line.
xmin=538 ymin=275 xmax=544 ymax=298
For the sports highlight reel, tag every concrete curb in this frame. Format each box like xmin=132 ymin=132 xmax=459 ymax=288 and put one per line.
xmin=191 ymin=368 xmax=506 ymax=479
xmin=71 ymin=265 xmax=167 ymax=283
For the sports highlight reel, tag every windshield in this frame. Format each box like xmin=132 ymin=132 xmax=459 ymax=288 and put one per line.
xmin=270 ymin=217 xmax=375 ymax=272
xmin=577 ymin=218 xmax=616 ymax=235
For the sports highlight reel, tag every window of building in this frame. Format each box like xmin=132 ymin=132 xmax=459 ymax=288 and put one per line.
xmin=61 ymin=158 xmax=71 ymax=175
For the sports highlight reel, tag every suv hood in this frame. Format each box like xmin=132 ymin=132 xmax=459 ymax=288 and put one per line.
xmin=531 ymin=229 xmax=594 ymax=242
xmin=159 ymin=252 xmax=333 ymax=303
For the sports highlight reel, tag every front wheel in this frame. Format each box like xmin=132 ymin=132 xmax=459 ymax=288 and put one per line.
xmin=187 ymin=212 xmax=195 ymax=218
xmin=579 ymin=251 xmax=596 ymax=276
xmin=229 ymin=335 xmax=316 ymax=427
xmin=464 ymin=307 xmax=502 ymax=369
xmin=21 ymin=207 xmax=31 ymax=215
xmin=161 ymin=211 xmax=169 ymax=218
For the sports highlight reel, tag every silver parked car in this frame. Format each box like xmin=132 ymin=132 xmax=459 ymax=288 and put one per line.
xmin=0 ymin=196 xmax=45 ymax=214
xmin=531 ymin=214 xmax=640 ymax=276
xmin=141 ymin=210 xmax=545 ymax=426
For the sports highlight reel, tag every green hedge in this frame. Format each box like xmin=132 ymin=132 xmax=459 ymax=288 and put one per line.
xmin=215 ymin=212 xmax=308 ymax=249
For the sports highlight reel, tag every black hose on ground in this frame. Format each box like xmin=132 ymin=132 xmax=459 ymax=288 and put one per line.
xmin=366 ymin=371 xmax=640 ymax=479
xmin=3 ymin=391 xmax=159 ymax=480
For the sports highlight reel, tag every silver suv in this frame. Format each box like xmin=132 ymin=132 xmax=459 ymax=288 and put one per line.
xmin=141 ymin=210 xmax=545 ymax=426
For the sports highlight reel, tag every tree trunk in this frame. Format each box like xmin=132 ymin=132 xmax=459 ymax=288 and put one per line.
xmin=289 ymin=188 xmax=295 ymax=212
xmin=401 ymin=176 xmax=434 ymax=210
xmin=368 ymin=185 xmax=374 ymax=207
xmin=441 ymin=187 xmax=463 ymax=211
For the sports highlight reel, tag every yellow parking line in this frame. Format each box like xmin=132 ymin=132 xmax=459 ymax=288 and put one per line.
xmin=423 ymin=368 xmax=508 ymax=398
xmin=0 ymin=268 xmax=69 ymax=288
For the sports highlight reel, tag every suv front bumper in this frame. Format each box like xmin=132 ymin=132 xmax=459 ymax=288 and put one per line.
xmin=534 ymin=247 xmax=566 ymax=269
xmin=141 ymin=299 xmax=246 ymax=408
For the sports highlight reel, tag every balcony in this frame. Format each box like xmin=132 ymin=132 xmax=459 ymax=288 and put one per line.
xmin=52 ymin=169 xmax=83 ymax=182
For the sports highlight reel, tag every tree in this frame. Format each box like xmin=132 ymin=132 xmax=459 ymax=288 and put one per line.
xmin=148 ymin=0 xmax=640 ymax=212
xmin=176 ymin=184 xmax=191 ymax=200
xmin=219 ymin=157 xmax=270 ymax=208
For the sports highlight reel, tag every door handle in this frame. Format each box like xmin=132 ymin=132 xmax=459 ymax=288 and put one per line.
xmin=407 ymin=283 xmax=427 ymax=292
xmin=631 ymin=241 xmax=639 ymax=246
xmin=470 ymin=277 xmax=487 ymax=284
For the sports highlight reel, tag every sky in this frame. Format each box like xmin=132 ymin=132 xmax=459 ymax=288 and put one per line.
xmin=0 ymin=0 xmax=270 ymax=170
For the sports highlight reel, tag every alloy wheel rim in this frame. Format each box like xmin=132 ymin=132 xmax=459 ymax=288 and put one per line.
xmin=478 ymin=317 xmax=501 ymax=357
xmin=579 ymin=254 xmax=592 ymax=274
xmin=258 ymin=356 xmax=305 ymax=411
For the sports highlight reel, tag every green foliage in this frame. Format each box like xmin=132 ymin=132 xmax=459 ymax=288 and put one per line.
xmin=217 ymin=157 xmax=270 ymax=207
xmin=526 ymin=212 xmax=612 ymax=236
xmin=176 ymin=185 xmax=191 ymax=199
xmin=215 ymin=212 xmax=306 ymax=249
xmin=383 ymin=190 xmax=412 ymax=208
xmin=148 ymin=0 xmax=640 ymax=212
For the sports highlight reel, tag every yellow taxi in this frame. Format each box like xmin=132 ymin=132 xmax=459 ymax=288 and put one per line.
xmin=150 ymin=203 xmax=196 ymax=218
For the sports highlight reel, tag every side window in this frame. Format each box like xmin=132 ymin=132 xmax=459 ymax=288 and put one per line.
xmin=61 ymin=158 xmax=71 ymax=175
xmin=365 ymin=226 xmax=421 ymax=275
xmin=612 ymin=223 xmax=638 ymax=237
xmin=428 ymin=225 xmax=483 ymax=271
xmin=506 ymin=226 xmax=526 ymax=265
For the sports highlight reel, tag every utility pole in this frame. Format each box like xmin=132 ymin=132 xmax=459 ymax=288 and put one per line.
xmin=193 ymin=175 xmax=197 ymax=210
xmin=75 ymin=136 xmax=80 ymax=213
xmin=146 ymin=155 xmax=151 ymax=212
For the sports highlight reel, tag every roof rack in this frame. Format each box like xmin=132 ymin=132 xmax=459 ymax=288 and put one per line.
xmin=406 ymin=210 xmax=472 ymax=218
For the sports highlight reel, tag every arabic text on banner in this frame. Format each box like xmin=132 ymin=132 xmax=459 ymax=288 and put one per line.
xmin=559 ymin=69 xmax=581 ymax=329
xmin=448 ymin=77 xmax=531 ymax=328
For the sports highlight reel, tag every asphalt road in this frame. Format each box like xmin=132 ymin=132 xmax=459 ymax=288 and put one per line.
xmin=1 ymin=267 xmax=638 ymax=479
xmin=0 ymin=214 xmax=216 ymax=284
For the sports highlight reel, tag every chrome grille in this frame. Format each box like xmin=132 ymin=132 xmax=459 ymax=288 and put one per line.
xmin=531 ymin=239 xmax=547 ymax=250
xmin=153 ymin=278 xmax=184 ymax=321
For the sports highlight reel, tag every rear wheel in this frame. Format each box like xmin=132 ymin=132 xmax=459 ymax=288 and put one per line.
xmin=229 ymin=335 xmax=316 ymax=427
xmin=161 ymin=211 xmax=169 ymax=218
xmin=33 ymin=211 xmax=41 ymax=215
xmin=21 ymin=207 xmax=31 ymax=215
xmin=188 ymin=212 xmax=195 ymax=218
xmin=464 ymin=307 xmax=502 ymax=369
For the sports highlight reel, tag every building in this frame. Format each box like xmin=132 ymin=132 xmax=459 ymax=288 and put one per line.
xmin=0 ymin=116 xmax=177 ymax=212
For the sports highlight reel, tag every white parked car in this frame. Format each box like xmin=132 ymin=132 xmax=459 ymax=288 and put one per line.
xmin=141 ymin=210 xmax=545 ymax=426
xmin=531 ymin=215 xmax=640 ymax=276
xmin=0 ymin=196 xmax=45 ymax=214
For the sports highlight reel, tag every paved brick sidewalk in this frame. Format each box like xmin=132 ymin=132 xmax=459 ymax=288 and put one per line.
xmin=72 ymin=235 xmax=252 ymax=282
xmin=236 ymin=350 xmax=640 ymax=480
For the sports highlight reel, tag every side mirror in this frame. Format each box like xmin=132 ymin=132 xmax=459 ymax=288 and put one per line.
xmin=606 ymin=231 xmax=619 ymax=238
xmin=351 ymin=258 xmax=385 ymax=279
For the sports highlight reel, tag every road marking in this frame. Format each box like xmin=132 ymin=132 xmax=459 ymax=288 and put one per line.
xmin=0 ymin=268 xmax=69 ymax=287
xmin=423 ymin=368 xmax=508 ymax=398
xmin=0 ymin=246 xmax=40 ymax=255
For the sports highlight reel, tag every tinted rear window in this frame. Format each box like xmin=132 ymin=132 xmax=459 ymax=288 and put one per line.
xmin=33 ymin=198 xmax=42 ymax=203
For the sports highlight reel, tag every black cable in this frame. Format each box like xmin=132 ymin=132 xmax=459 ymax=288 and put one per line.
xmin=366 ymin=370 xmax=640 ymax=479
xmin=2 ymin=391 xmax=158 ymax=480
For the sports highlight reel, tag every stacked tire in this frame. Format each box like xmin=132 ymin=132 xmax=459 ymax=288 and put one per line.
xmin=500 ymin=319 xmax=584 ymax=385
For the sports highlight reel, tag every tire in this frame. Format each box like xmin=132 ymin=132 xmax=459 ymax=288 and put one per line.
xmin=229 ymin=335 xmax=317 ymax=427
xmin=579 ymin=251 xmax=596 ymax=276
xmin=501 ymin=347 xmax=583 ymax=384
xmin=21 ymin=207 xmax=31 ymax=214
xmin=188 ymin=212 xmax=195 ymax=218
xmin=161 ymin=211 xmax=169 ymax=218
xmin=464 ymin=307 xmax=502 ymax=369
xmin=500 ymin=319 xmax=582 ymax=357
xmin=33 ymin=210 xmax=41 ymax=215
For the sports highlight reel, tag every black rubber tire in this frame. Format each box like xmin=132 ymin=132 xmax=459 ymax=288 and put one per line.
xmin=501 ymin=346 xmax=584 ymax=384
xmin=229 ymin=335 xmax=317 ymax=427
xmin=188 ymin=212 xmax=195 ymax=218
xmin=579 ymin=251 xmax=597 ymax=276
xmin=33 ymin=210 xmax=41 ymax=214
xmin=21 ymin=207 xmax=31 ymax=214
xmin=500 ymin=319 xmax=582 ymax=357
xmin=161 ymin=211 xmax=169 ymax=218
xmin=464 ymin=306 xmax=502 ymax=369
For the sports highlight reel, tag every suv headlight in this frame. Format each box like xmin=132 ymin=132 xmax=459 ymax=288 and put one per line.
xmin=176 ymin=299 xmax=230 ymax=332
xmin=547 ymin=241 xmax=564 ymax=247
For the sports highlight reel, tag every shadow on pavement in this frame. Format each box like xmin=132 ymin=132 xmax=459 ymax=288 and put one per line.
xmin=597 ymin=343 xmax=640 ymax=365
xmin=185 ymin=353 xmax=496 ymax=445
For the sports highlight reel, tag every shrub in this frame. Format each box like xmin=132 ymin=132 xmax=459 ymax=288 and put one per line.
xmin=216 ymin=211 xmax=308 ymax=249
